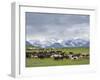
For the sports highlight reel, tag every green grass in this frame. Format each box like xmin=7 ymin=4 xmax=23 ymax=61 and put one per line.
xmin=26 ymin=47 xmax=89 ymax=54
xmin=26 ymin=58 xmax=89 ymax=67
xmin=26 ymin=47 xmax=89 ymax=67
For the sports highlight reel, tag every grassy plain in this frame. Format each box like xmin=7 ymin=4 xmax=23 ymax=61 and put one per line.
xmin=26 ymin=47 xmax=89 ymax=67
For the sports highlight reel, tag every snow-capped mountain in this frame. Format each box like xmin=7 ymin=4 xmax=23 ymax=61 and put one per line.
xmin=26 ymin=38 xmax=89 ymax=48
xmin=26 ymin=41 xmax=33 ymax=46
xmin=47 ymin=43 xmax=64 ymax=48
xmin=29 ymin=40 xmax=41 ymax=47
xmin=62 ymin=39 xmax=89 ymax=47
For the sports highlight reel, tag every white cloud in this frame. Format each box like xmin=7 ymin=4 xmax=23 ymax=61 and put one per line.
xmin=26 ymin=13 xmax=89 ymax=41
xmin=26 ymin=23 xmax=89 ymax=41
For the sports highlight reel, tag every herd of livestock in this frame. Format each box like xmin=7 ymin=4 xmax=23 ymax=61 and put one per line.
xmin=26 ymin=49 xmax=89 ymax=60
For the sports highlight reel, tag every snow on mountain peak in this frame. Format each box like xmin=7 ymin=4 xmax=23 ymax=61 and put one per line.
xmin=27 ymin=38 xmax=89 ymax=48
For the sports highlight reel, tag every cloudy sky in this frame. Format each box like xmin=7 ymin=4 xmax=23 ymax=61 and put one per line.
xmin=25 ymin=12 xmax=89 ymax=41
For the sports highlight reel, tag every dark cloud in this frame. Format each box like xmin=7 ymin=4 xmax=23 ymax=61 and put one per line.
xmin=25 ymin=12 xmax=89 ymax=40
xmin=26 ymin=12 xmax=89 ymax=26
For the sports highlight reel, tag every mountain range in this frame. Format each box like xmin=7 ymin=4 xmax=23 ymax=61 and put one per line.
xmin=26 ymin=38 xmax=89 ymax=48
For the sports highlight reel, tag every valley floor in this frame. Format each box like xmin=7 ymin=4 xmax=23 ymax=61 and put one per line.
xmin=26 ymin=47 xmax=89 ymax=67
xmin=26 ymin=58 xmax=89 ymax=67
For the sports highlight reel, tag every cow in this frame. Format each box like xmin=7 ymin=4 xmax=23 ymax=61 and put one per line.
xmin=66 ymin=52 xmax=81 ymax=60
xmin=50 ymin=53 xmax=64 ymax=60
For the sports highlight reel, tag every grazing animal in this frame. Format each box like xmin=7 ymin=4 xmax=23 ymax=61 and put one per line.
xmin=33 ymin=55 xmax=38 ymax=58
xmin=37 ymin=53 xmax=45 ymax=59
xmin=64 ymin=54 xmax=70 ymax=59
xmin=67 ymin=52 xmax=81 ymax=60
xmin=71 ymin=56 xmax=79 ymax=60
xmin=51 ymin=54 xmax=64 ymax=60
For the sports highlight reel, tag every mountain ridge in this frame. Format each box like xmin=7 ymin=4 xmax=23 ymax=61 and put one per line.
xmin=26 ymin=38 xmax=89 ymax=48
